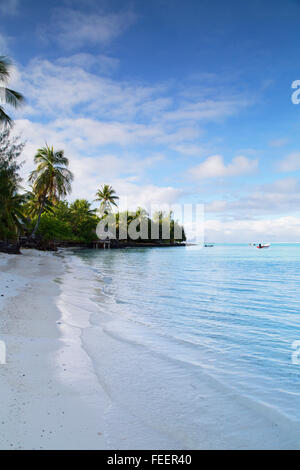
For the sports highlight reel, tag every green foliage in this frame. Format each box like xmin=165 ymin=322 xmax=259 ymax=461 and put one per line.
xmin=69 ymin=199 xmax=98 ymax=241
xmin=34 ymin=212 xmax=75 ymax=241
xmin=35 ymin=202 xmax=187 ymax=245
xmin=31 ymin=199 xmax=99 ymax=242
xmin=23 ymin=191 xmax=54 ymax=218
xmin=0 ymin=128 xmax=186 ymax=245
xmin=0 ymin=129 xmax=26 ymax=240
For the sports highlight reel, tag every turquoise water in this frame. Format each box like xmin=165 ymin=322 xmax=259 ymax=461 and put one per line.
xmin=72 ymin=244 xmax=300 ymax=423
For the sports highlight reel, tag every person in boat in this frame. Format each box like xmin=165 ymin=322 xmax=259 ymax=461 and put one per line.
xmin=259 ymin=243 xmax=261 ymax=248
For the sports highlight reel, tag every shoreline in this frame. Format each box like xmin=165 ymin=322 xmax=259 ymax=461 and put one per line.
xmin=0 ymin=249 xmax=180 ymax=449
xmin=0 ymin=249 xmax=110 ymax=449
xmin=0 ymin=249 xmax=299 ymax=449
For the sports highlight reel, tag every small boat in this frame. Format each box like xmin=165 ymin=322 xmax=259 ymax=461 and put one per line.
xmin=257 ymin=243 xmax=271 ymax=249
xmin=204 ymin=243 xmax=214 ymax=247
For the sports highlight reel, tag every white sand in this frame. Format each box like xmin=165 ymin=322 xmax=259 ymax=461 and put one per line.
xmin=0 ymin=249 xmax=299 ymax=450
xmin=0 ymin=249 xmax=180 ymax=450
xmin=0 ymin=250 xmax=111 ymax=450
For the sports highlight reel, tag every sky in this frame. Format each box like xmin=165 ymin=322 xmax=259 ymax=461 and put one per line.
xmin=1 ymin=0 xmax=300 ymax=241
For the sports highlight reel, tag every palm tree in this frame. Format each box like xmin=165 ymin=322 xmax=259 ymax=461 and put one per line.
xmin=95 ymin=184 xmax=119 ymax=216
xmin=23 ymin=190 xmax=54 ymax=218
xmin=29 ymin=145 xmax=73 ymax=237
xmin=0 ymin=163 xmax=26 ymax=240
xmin=0 ymin=56 xmax=24 ymax=126
xmin=1 ymin=192 xmax=27 ymax=239
xmin=69 ymin=199 xmax=95 ymax=219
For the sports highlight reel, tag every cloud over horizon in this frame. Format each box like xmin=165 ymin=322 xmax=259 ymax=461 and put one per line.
xmin=188 ymin=155 xmax=258 ymax=180
xmin=278 ymin=152 xmax=300 ymax=172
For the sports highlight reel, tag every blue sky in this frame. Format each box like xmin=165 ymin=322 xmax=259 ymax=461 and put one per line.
xmin=1 ymin=0 xmax=300 ymax=241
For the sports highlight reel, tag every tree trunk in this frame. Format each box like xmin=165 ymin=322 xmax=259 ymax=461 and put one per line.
xmin=31 ymin=198 xmax=46 ymax=238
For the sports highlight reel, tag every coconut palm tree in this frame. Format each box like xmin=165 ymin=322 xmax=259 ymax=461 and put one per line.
xmin=0 ymin=56 xmax=24 ymax=126
xmin=23 ymin=190 xmax=54 ymax=218
xmin=95 ymin=184 xmax=119 ymax=216
xmin=29 ymin=145 xmax=73 ymax=236
xmin=69 ymin=199 xmax=95 ymax=219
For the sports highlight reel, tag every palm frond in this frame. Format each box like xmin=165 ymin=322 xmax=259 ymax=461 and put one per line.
xmin=0 ymin=56 xmax=24 ymax=128
xmin=0 ymin=57 xmax=10 ymax=82
xmin=0 ymin=87 xmax=25 ymax=108
xmin=0 ymin=105 xmax=13 ymax=127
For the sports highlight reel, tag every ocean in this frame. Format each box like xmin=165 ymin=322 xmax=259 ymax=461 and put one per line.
xmin=57 ymin=244 xmax=300 ymax=448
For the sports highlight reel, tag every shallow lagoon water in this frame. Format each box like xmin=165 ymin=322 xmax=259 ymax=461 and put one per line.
xmin=59 ymin=244 xmax=300 ymax=448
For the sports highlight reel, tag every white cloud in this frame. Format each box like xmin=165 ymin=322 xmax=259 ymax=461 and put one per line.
xmin=48 ymin=7 xmax=137 ymax=49
xmin=64 ymin=150 xmax=181 ymax=209
xmin=204 ymin=178 xmax=300 ymax=217
xmin=269 ymin=138 xmax=288 ymax=148
xmin=163 ymin=98 xmax=249 ymax=122
xmin=172 ymin=144 xmax=206 ymax=157
xmin=7 ymin=55 xmax=255 ymax=223
xmin=205 ymin=216 xmax=300 ymax=242
xmin=9 ymin=57 xmax=251 ymax=154
xmin=0 ymin=0 xmax=19 ymax=15
xmin=56 ymin=53 xmax=119 ymax=74
xmin=14 ymin=118 xmax=162 ymax=165
xmin=278 ymin=152 xmax=300 ymax=172
xmin=115 ymin=183 xmax=183 ymax=212
xmin=188 ymin=154 xmax=258 ymax=180
xmin=12 ymin=58 xmax=169 ymax=122
xmin=15 ymin=117 xmax=198 ymax=150
xmin=205 ymin=200 xmax=228 ymax=213
xmin=58 ymin=118 xmax=157 ymax=146
xmin=68 ymin=172 xmax=182 ymax=213
xmin=12 ymin=119 xmax=178 ymax=209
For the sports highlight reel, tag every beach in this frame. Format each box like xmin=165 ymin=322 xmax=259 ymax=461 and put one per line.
xmin=0 ymin=247 xmax=300 ymax=450
xmin=0 ymin=249 xmax=110 ymax=449
xmin=0 ymin=249 xmax=181 ymax=449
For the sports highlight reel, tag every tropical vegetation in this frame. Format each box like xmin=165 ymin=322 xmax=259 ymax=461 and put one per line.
xmin=0 ymin=129 xmax=186 ymax=246
xmin=0 ymin=129 xmax=26 ymax=240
